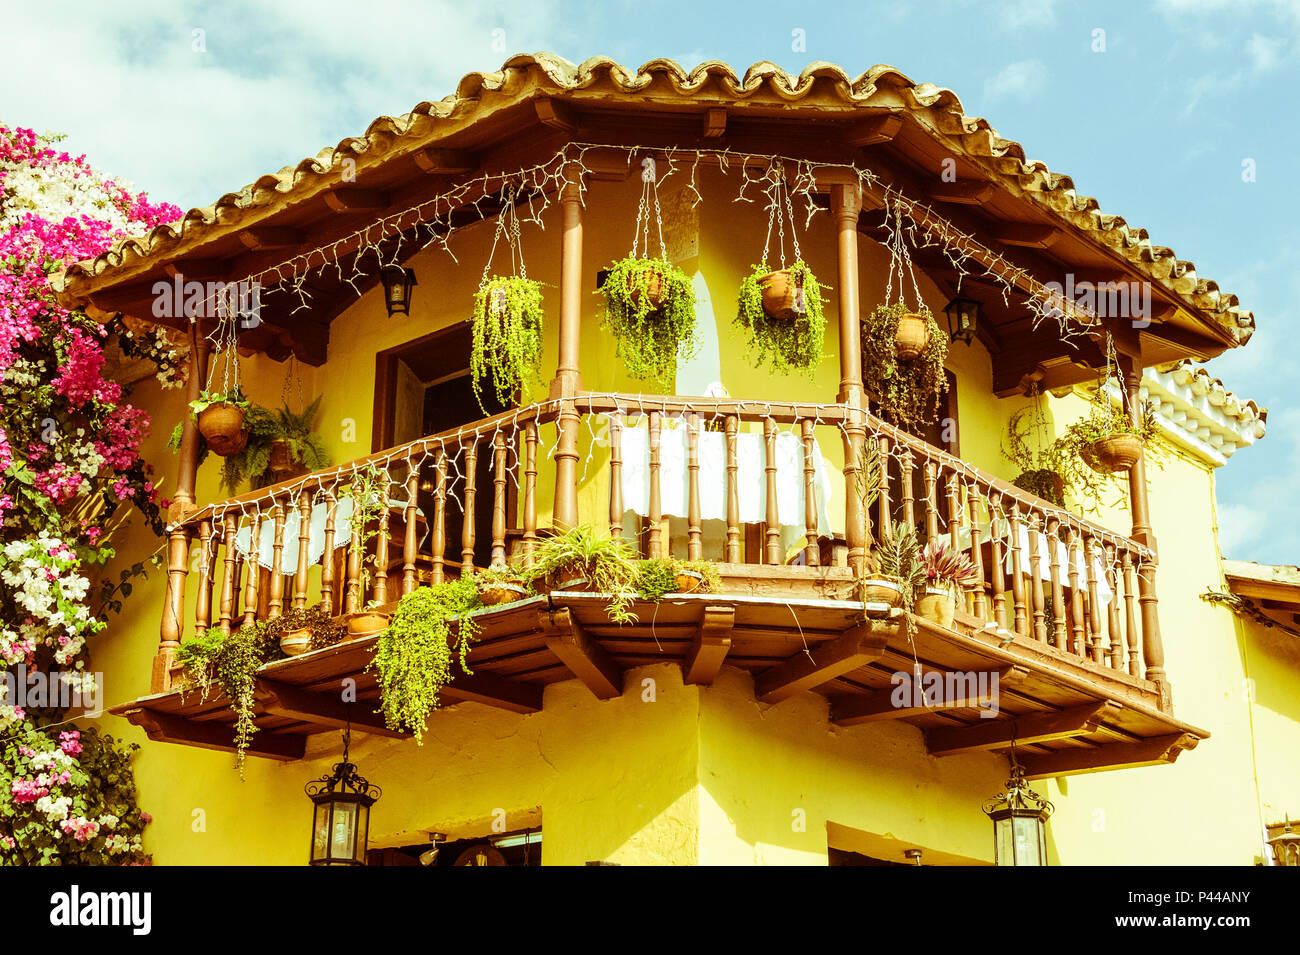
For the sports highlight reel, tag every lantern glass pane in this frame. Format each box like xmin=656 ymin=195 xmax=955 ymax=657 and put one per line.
xmin=1013 ymin=815 xmax=1044 ymax=866
xmin=354 ymin=803 xmax=371 ymax=864
xmin=312 ymin=803 xmax=330 ymax=862
xmin=994 ymin=815 xmax=1014 ymax=866
xmin=330 ymin=800 xmax=357 ymax=862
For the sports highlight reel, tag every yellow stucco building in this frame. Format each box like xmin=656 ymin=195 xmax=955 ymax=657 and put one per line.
xmin=57 ymin=54 xmax=1296 ymax=866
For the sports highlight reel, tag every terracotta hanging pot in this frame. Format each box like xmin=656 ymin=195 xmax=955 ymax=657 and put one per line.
xmin=345 ymin=610 xmax=390 ymax=637
xmin=629 ymin=268 xmax=666 ymax=311
xmin=479 ymin=582 xmax=527 ymax=606
xmin=916 ymin=587 xmax=956 ymax=629
xmin=1089 ymin=434 xmax=1144 ymax=473
xmin=197 ymin=403 xmax=248 ymax=457
xmin=859 ymin=576 xmax=905 ymax=608
xmin=268 ymin=438 xmax=308 ymax=480
xmin=893 ymin=313 xmax=932 ymax=361
xmin=279 ymin=628 xmax=312 ymax=657
xmin=758 ymin=269 xmax=808 ymax=321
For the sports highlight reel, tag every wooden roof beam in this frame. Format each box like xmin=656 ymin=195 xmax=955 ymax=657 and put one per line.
xmin=441 ymin=672 xmax=544 ymax=713
xmin=924 ymin=701 xmax=1120 ymax=757
xmin=992 ymin=222 xmax=1062 ymax=249
xmin=323 ymin=187 xmax=391 ymax=213
xmin=412 ymin=147 xmax=476 ymax=175
xmin=539 ymin=607 xmax=624 ymax=699
xmin=239 ymin=227 xmax=304 ymax=251
xmin=122 ymin=707 xmax=305 ymax=761
xmin=702 ymin=107 xmax=727 ymax=138
xmin=683 ymin=605 xmax=734 ymax=685
xmin=755 ymin=621 xmax=888 ymax=704
xmin=1019 ymin=733 xmax=1199 ymax=780
xmin=534 ymin=97 xmax=577 ymax=132
xmin=929 ymin=180 xmax=996 ymax=204
xmin=846 ymin=113 xmax=903 ymax=147
xmin=257 ymin=678 xmax=406 ymax=737
xmin=831 ymin=665 xmax=1029 ymax=725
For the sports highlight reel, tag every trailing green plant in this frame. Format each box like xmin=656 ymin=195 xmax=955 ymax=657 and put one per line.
xmin=471 ymin=276 xmax=545 ymax=411
xmin=862 ymin=302 xmax=949 ymax=433
xmin=1057 ymin=386 xmax=1161 ymax=512
xmin=734 ymin=261 xmax=827 ymax=376
xmin=370 ymin=578 xmax=481 ymax=744
xmin=344 ymin=465 xmax=387 ymax=607
xmin=1003 ymin=406 xmax=1071 ymax=507
xmin=188 ymin=386 xmax=249 ymax=417
xmin=634 ymin=557 xmax=723 ymax=602
xmin=528 ymin=525 xmax=640 ymax=624
xmin=265 ymin=604 xmax=347 ymax=652
xmin=596 ymin=256 xmax=699 ymax=388
xmin=175 ymin=621 xmax=278 ymax=777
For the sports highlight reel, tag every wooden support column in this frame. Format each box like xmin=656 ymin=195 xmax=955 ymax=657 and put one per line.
xmin=833 ymin=183 xmax=868 ymax=574
xmin=551 ymin=164 xmax=585 ymax=530
xmin=153 ymin=323 xmax=210 ymax=693
xmin=1119 ymin=354 xmax=1168 ymax=707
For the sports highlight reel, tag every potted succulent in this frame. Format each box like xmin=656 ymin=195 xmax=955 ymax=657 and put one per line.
xmin=190 ymin=387 xmax=250 ymax=457
xmin=862 ymin=302 xmax=950 ymax=433
xmin=916 ymin=540 xmax=980 ymax=629
xmin=862 ymin=524 xmax=925 ymax=610
xmin=476 ymin=562 xmax=530 ymax=607
xmin=471 ymin=275 xmax=545 ymax=413
xmin=1003 ymin=406 xmax=1070 ymax=507
xmin=343 ymin=466 xmax=391 ymax=636
xmin=597 ymin=256 xmax=699 ymax=388
xmin=734 ymin=260 xmax=827 ymax=375
xmin=528 ymin=525 xmax=640 ymax=624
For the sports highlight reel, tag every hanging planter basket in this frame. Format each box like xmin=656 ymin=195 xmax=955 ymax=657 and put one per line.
xmin=757 ymin=268 xmax=808 ymax=321
xmin=268 ymin=438 xmax=309 ymax=480
xmin=471 ymin=275 xmax=545 ymax=411
xmin=1087 ymin=434 xmax=1144 ymax=473
xmin=198 ymin=403 xmax=248 ymax=457
xmin=1013 ymin=468 xmax=1066 ymax=507
xmin=629 ymin=266 xmax=666 ymax=311
xmin=893 ymin=312 xmax=932 ymax=361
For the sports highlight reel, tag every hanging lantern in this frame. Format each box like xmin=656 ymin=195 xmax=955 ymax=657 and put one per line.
xmin=305 ymin=726 xmax=380 ymax=866
xmin=982 ymin=762 xmax=1053 ymax=866
xmin=943 ymin=296 xmax=981 ymax=345
xmin=1267 ymin=817 xmax=1300 ymax=866
xmin=380 ymin=266 xmax=417 ymax=317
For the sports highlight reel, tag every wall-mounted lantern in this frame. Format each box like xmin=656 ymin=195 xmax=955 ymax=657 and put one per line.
xmin=943 ymin=296 xmax=981 ymax=346
xmin=380 ymin=266 xmax=417 ymax=317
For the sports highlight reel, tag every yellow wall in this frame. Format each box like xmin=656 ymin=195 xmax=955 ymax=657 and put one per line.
xmin=82 ymin=164 xmax=1297 ymax=866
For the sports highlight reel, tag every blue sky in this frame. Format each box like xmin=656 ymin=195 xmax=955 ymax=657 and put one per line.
xmin=4 ymin=0 xmax=1295 ymax=562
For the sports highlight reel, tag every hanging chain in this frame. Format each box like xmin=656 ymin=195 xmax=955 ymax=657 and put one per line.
xmin=479 ymin=181 xmax=528 ymax=288
xmin=883 ymin=198 xmax=927 ymax=311
xmin=281 ymin=352 xmax=305 ymax=409
xmin=631 ymin=157 xmax=667 ymax=261
xmin=204 ymin=299 xmax=241 ymax=395
xmin=760 ymin=162 xmax=802 ymax=268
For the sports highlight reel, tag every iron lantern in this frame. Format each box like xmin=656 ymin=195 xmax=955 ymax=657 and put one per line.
xmin=305 ymin=726 xmax=380 ymax=866
xmin=943 ymin=296 xmax=981 ymax=346
xmin=1267 ymin=817 xmax=1300 ymax=866
xmin=983 ymin=762 xmax=1053 ymax=866
xmin=380 ymin=266 xmax=417 ymax=317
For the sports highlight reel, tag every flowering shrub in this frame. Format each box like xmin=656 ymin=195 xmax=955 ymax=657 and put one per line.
xmin=1 ymin=124 xmax=181 ymax=864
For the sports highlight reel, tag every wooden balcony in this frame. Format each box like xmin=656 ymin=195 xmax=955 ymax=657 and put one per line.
xmin=115 ymin=392 xmax=1207 ymax=778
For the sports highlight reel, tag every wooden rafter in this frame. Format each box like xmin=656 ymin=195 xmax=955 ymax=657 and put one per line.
xmin=831 ymin=665 xmax=1029 ymax=725
xmin=755 ymin=621 xmax=888 ymax=704
xmin=256 ymin=678 xmax=406 ymax=738
xmin=683 ymin=605 xmax=734 ymax=685
xmin=845 ymin=113 xmax=903 ymax=147
xmin=924 ymin=701 xmax=1120 ymax=757
xmin=123 ymin=708 xmax=305 ymax=761
xmin=539 ymin=607 xmax=624 ymax=699
xmin=323 ymin=188 xmax=390 ymax=213
xmin=702 ymin=107 xmax=727 ymax=138
xmin=1019 ymin=733 xmax=1199 ymax=780
xmin=441 ymin=672 xmax=544 ymax=713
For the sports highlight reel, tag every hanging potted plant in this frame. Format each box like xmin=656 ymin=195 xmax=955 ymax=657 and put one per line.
xmin=471 ymin=186 xmax=546 ymax=412
xmin=343 ymin=465 xmax=391 ymax=637
xmin=475 ymin=562 xmax=530 ymax=607
xmin=528 ymin=525 xmax=640 ymax=624
xmin=596 ymin=157 xmax=700 ymax=389
xmin=1064 ymin=384 xmax=1158 ymax=475
xmin=916 ymin=540 xmax=980 ymax=629
xmin=190 ymin=387 xmax=250 ymax=457
xmin=267 ymin=396 xmax=330 ymax=481
xmin=1003 ymin=404 xmax=1070 ymax=507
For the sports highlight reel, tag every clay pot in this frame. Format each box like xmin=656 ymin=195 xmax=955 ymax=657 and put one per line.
xmin=345 ymin=611 xmax=390 ymax=637
xmin=915 ymin=587 xmax=956 ymax=629
xmin=673 ymin=570 xmax=704 ymax=594
xmin=554 ymin=576 xmax=594 ymax=593
xmin=893 ymin=314 xmax=931 ymax=361
xmin=479 ymin=582 xmax=527 ymax=606
xmin=486 ymin=284 xmax=510 ymax=317
xmin=279 ymin=628 xmax=312 ymax=657
xmin=198 ymin=403 xmax=248 ymax=457
xmin=1089 ymin=434 xmax=1144 ymax=473
xmin=629 ymin=269 xmax=666 ymax=311
xmin=268 ymin=438 xmax=308 ymax=480
xmin=859 ymin=576 xmax=905 ymax=608
xmin=757 ymin=269 xmax=808 ymax=321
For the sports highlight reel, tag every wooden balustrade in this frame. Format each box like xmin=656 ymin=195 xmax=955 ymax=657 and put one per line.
xmin=162 ymin=393 xmax=1163 ymax=692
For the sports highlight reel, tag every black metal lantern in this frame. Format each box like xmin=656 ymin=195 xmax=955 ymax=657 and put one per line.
xmin=379 ymin=266 xmax=417 ymax=317
xmin=943 ymin=296 xmax=980 ymax=345
xmin=983 ymin=761 xmax=1053 ymax=866
xmin=305 ymin=725 xmax=380 ymax=866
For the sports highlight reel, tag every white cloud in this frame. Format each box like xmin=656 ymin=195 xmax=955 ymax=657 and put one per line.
xmin=1246 ymin=33 xmax=1287 ymax=70
xmin=982 ymin=59 xmax=1048 ymax=103
xmin=997 ymin=0 xmax=1057 ymax=30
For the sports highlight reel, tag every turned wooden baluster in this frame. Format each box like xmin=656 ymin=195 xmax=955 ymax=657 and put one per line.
xmin=725 ymin=415 xmax=740 ymax=563
xmin=1047 ymin=517 xmax=1067 ymax=651
xmin=431 ymin=448 xmax=447 ymax=586
xmin=946 ymin=472 xmax=962 ymax=559
xmin=899 ymin=451 xmax=915 ymax=538
xmin=608 ymin=412 xmax=623 ymax=540
xmin=966 ymin=480 xmax=987 ymax=619
xmin=1009 ymin=504 xmax=1027 ymax=638
xmin=763 ymin=417 xmax=780 ymax=565
xmin=267 ymin=500 xmax=286 ymax=621
xmin=1028 ymin=514 xmax=1047 ymax=642
xmin=374 ymin=478 xmax=391 ymax=602
xmin=1085 ymin=536 xmax=1104 ymax=663
xmin=801 ymin=418 xmax=819 ymax=565
xmin=461 ymin=442 xmax=477 ymax=574
xmin=320 ymin=492 xmax=336 ymax=616
xmin=292 ymin=491 xmax=313 ymax=611
xmin=491 ymin=430 xmax=508 ymax=566
xmin=688 ymin=413 xmax=703 ymax=562
xmin=989 ymin=502 xmax=1007 ymax=630
xmin=1104 ymin=543 xmax=1124 ymax=669
xmin=402 ymin=468 xmax=419 ymax=595
xmin=875 ymin=435 xmax=892 ymax=543
xmin=219 ymin=513 xmax=239 ymax=635
xmin=648 ymin=411 xmax=663 ymax=560
xmin=194 ymin=520 xmax=214 ymax=639
xmin=344 ymin=495 xmax=362 ymax=614
xmin=1067 ymin=526 xmax=1085 ymax=657
xmin=523 ymin=422 xmax=539 ymax=558
xmin=1122 ymin=551 xmax=1141 ymax=677
xmin=242 ymin=514 xmax=262 ymax=628
xmin=923 ymin=461 xmax=940 ymax=546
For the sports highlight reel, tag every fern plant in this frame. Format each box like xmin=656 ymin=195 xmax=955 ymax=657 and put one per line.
xmin=734 ymin=260 xmax=827 ymax=375
xmin=597 ymin=256 xmax=699 ymax=388
xmin=862 ymin=302 xmax=949 ymax=433
xmin=471 ymin=276 xmax=545 ymax=412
